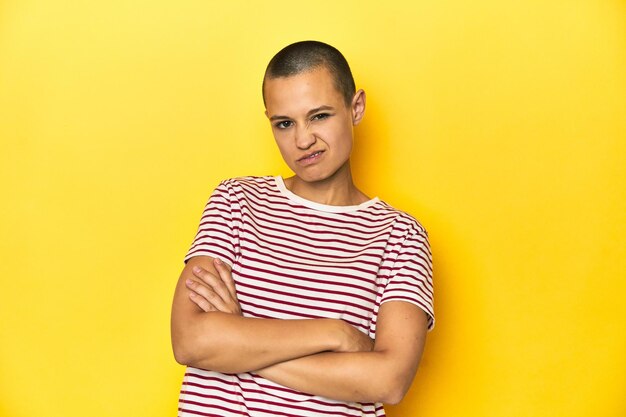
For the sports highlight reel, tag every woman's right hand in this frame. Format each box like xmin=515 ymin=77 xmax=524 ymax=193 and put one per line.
xmin=185 ymin=257 xmax=242 ymax=316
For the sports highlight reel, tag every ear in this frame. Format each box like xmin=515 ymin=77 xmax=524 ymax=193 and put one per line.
xmin=351 ymin=89 xmax=366 ymax=126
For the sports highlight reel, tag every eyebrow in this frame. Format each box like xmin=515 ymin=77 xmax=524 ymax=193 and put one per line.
xmin=269 ymin=105 xmax=335 ymax=121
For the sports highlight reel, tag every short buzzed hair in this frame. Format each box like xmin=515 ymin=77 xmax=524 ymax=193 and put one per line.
xmin=262 ymin=40 xmax=356 ymax=107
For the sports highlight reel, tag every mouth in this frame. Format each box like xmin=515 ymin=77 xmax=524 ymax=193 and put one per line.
xmin=297 ymin=150 xmax=324 ymax=162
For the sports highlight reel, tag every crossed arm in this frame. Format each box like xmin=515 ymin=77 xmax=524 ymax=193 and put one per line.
xmin=170 ymin=255 xmax=428 ymax=404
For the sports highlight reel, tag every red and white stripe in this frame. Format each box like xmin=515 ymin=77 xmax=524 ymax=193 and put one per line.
xmin=179 ymin=176 xmax=434 ymax=417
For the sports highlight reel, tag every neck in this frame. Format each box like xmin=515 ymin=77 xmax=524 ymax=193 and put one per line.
xmin=284 ymin=162 xmax=370 ymax=206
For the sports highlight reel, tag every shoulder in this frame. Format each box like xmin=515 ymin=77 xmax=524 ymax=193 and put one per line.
xmin=211 ymin=176 xmax=283 ymax=204
xmin=215 ymin=176 xmax=276 ymax=193
xmin=371 ymin=200 xmax=429 ymax=238
xmin=217 ymin=175 xmax=273 ymax=187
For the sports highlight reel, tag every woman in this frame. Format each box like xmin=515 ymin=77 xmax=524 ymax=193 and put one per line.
xmin=171 ymin=40 xmax=435 ymax=417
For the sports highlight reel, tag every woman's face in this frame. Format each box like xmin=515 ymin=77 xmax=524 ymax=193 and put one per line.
xmin=264 ymin=66 xmax=365 ymax=184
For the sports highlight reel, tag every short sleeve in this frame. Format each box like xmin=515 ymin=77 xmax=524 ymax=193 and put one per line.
xmin=380 ymin=227 xmax=435 ymax=331
xmin=184 ymin=180 xmax=239 ymax=267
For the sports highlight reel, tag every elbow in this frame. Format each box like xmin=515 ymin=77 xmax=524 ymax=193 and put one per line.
xmin=171 ymin=321 xmax=211 ymax=367
xmin=172 ymin=334 xmax=219 ymax=369
xmin=172 ymin=334 xmax=195 ymax=366
xmin=378 ymin=374 xmax=413 ymax=405
xmin=372 ymin=350 xmax=421 ymax=404
xmin=171 ymin=325 xmax=239 ymax=373
xmin=173 ymin=351 xmax=188 ymax=366
xmin=382 ymin=386 xmax=408 ymax=406
xmin=171 ymin=311 xmax=217 ymax=367
xmin=170 ymin=312 xmax=246 ymax=373
xmin=172 ymin=339 xmax=241 ymax=373
xmin=172 ymin=346 xmax=190 ymax=366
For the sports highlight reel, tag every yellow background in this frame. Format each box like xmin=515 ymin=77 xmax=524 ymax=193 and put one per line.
xmin=1 ymin=1 xmax=625 ymax=416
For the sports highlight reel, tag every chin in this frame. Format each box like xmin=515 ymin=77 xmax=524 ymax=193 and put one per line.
xmin=297 ymin=166 xmax=350 ymax=184
xmin=295 ymin=173 xmax=328 ymax=183
xmin=287 ymin=167 xmax=320 ymax=181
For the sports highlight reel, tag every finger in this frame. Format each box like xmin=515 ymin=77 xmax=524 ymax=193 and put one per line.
xmin=191 ymin=266 xmax=233 ymax=303
xmin=213 ymin=258 xmax=237 ymax=300
xmin=189 ymin=291 xmax=216 ymax=313
xmin=185 ymin=278 xmax=229 ymax=312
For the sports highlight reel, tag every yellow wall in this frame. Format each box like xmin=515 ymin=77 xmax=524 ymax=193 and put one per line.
xmin=1 ymin=1 xmax=625 ymax=416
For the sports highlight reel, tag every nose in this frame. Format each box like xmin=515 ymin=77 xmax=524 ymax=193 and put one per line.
xmin=295 ymin=124 xmax=316 ymax=150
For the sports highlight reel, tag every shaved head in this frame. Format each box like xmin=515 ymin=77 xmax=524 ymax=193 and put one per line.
xmin=263 ymin=40 xmax=356 ymax=107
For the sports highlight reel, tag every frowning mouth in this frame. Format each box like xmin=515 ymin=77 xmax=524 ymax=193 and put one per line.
xmin=297 ymin=150 xmax=324 ymax=162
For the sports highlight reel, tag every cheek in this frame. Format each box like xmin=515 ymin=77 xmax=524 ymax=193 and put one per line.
xmin=272 ymin=129 xmax=289 ymax=149
xmin=328 ymin=122 xmax=353 ymax=154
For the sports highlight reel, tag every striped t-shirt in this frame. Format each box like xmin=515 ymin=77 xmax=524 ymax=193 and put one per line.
xmin=178 ymin=176 xmax=434 ymax=417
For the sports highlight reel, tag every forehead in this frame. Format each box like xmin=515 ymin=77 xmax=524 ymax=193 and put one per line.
xmin=264 ymin=67 xmax=344 ymax=115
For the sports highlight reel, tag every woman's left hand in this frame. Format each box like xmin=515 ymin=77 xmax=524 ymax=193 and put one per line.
xmin=185 ymin=257 xmax=242 ymax=316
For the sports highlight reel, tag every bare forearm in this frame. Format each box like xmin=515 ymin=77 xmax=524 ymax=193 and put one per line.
xmin=173 ymin=312 xmax=348 ymax=374
xmin=255 ymin=349 xmax=414 ymax=404
xmin=254 ymin=304 xmax=429 ymax=405
xmin=172 ymin=257 xmax=373 ymax=374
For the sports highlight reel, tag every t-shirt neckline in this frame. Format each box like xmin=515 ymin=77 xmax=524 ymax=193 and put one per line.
xmin=274 ymin=176 xmax=380 ymax=213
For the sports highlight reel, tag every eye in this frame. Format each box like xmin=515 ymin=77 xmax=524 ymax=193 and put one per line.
xmin=312 ymin=113 xmax=330 ymax=121
xmin=274 ymin=120 xmax=293 ymax=129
